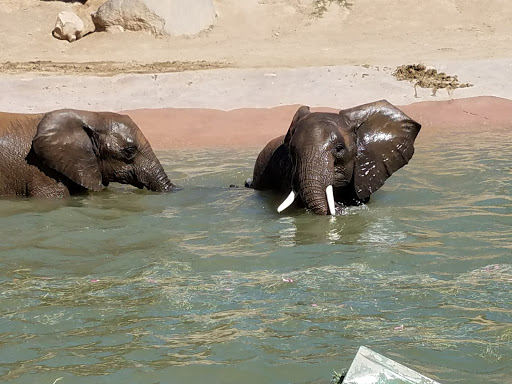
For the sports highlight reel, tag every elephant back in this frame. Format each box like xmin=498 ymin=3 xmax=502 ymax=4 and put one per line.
xmin=0 ymin=112 xmax=45 ymax=159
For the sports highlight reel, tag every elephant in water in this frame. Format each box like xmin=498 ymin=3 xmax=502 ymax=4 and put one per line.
xmin=246 ymin=100 xmax=421 ymax=215
xmin=0 ymin=109 xmax=175 ymax=197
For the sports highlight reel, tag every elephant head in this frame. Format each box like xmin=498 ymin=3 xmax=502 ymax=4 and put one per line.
xmin=30 ymin=109 xmax=175 ymax=194
xmin=274 ymin=100 xmax=421 ymax=215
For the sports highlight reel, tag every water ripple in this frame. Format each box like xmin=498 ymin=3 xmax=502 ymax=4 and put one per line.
xmin=0 ymin=139 xmax=511 ymax=383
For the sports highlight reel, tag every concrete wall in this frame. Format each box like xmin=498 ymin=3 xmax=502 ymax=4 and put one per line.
xmin=145 ymin=0 xmax=216 ymax=36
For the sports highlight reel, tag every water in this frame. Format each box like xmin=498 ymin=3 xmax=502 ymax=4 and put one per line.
xmin=1 ymin=129 xmax=511 ymax=384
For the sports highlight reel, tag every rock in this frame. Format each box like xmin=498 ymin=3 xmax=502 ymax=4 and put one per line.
xmin=53 ymin=11 xmax=85 ymax=42
xmin=74 ymin=0 xmax=106 ymax=36
xmin=92 ymin=0 xmax=216 ymax=36
xmin=92 ymin=0 xmax=163 ymax=34
xmin=51 ymin=1 xmax=105 ymax=42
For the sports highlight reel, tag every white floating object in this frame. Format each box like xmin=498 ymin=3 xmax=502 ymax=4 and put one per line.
xmin=343 ymin=346 xmax=441 ymax=384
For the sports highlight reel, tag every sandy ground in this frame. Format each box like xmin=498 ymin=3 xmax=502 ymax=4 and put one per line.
xmin=2 ymin=0 xmax=512 ymax=70
xmin=1 ymin=0 xmax=511 ymax=150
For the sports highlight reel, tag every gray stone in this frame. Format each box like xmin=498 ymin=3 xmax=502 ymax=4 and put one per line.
xmin=75 ymin=0 xmax=106 ymax=35
xmin=92 ymin=0 xmax=216 ymax=36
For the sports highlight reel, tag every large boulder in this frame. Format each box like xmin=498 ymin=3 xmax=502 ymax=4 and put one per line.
xmin=92 ymin=0 xmax=216 ymax=36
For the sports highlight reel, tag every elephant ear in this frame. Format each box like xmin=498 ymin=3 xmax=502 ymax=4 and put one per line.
xmin=32 ymin=109 xmax=103 ymax=191
xmin=340 ymin=100 xmax=421 ymax=200
xmin=284 ymin=105 xmax=311 ymax=146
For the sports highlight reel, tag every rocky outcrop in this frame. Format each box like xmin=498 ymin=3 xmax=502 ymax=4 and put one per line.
xmin=92 ymin=0 xmax=216 ymax=36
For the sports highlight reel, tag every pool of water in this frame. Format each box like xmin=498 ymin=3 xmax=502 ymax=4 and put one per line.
xmin=1 ymin=129 xmax=511 ymax=384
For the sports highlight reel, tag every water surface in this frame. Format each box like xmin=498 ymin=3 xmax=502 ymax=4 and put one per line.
xmin=1 ymin=130 xmax=511 ymax=383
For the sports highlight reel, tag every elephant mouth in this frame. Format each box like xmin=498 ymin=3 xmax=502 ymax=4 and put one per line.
xmin=277 ymin=185 xmax=336 ymax=215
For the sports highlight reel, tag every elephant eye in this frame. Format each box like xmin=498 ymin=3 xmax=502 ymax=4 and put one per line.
xmin=122 ymin=145 xmax=137 ymax=160
xmin=332 ymin=144 xmax=345 ymax=158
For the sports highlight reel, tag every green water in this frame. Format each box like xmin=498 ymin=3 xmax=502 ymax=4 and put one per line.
xmin=1 ymin=130 xmax=511 ymax=384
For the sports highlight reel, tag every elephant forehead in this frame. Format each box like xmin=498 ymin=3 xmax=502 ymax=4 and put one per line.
xmin=295 ymin=114 xmax=340 ymax=137
xmin=302 ymin=112 xmax=339 ymax=126
xmin=110 ymin=119 xmax=135 ymax=137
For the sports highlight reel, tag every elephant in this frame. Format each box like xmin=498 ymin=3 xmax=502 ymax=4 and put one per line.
xmin=245 ymin=100 xmax=421 ymax=215
xmin=0 ymin=109 xmax=175 ymax=197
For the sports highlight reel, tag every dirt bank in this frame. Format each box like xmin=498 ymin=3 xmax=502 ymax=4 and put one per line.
xmin=123 ymin=96 xmax=512 ymax=150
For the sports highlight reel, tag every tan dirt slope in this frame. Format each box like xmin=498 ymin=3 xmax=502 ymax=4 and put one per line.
xmin=0 ymin=0 xmax=511 ymax=73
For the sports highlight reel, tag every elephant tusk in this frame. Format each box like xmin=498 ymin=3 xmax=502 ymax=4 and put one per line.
xmin=326 ymin=185 xmax=336 ymax=216
xmin=277 ymin=190 xmax=298 ymax=213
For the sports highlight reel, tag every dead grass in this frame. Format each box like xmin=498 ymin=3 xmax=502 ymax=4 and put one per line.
xmin=311 ymin=0 xmax=353 ymax=18
xmin=393 ymin=64 xmax=473 ymax=96
xmin=0 ymin=60 xmax=228 ymax=76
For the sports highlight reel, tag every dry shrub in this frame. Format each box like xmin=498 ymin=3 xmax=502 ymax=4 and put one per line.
xmin=311 ymin=0 xmax=353 ymax=18
xmin=393 ymin=64 xmax=473 ymax=90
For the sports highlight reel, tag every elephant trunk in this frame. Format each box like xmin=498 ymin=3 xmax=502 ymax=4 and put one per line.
xmin=295 ymin=154 xmax=333 ymax=215
xmin=300 ymin=179 xmax=329 ymax=215
xmin=135 ymin=150 xmax=175 ymax=192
